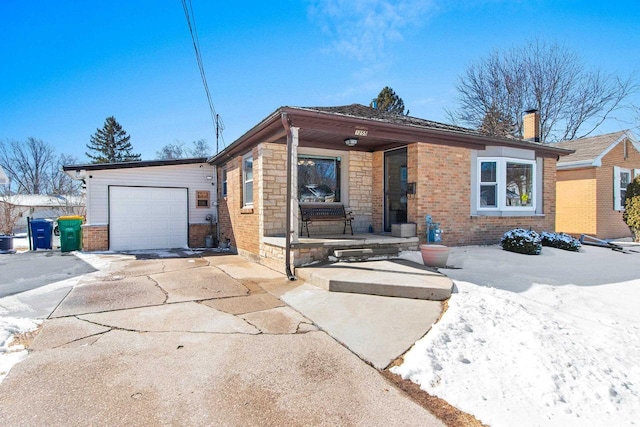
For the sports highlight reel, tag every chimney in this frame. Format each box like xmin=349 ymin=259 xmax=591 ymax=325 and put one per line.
xmin=523 ymin=109 xmax=541 ymax=142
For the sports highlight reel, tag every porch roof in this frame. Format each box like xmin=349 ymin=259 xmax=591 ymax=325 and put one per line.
xmin=210 ymin=104 xmax=572 ymax=164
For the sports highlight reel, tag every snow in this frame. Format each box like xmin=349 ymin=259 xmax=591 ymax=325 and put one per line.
xmin=0 ymin=317 xmax=41 ymax=383
xmin=392 ymin=278 xmax=640 ymax=426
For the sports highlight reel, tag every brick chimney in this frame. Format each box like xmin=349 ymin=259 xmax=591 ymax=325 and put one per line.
xmin=523 ymin=109 xmax=541 ymax=142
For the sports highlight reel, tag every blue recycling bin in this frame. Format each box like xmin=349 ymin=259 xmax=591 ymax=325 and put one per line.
xmin=30 ymin=218 xmax=54 ymax=250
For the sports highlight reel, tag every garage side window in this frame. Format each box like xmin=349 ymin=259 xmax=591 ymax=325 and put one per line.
xmin=298 ymin=156 xmax=341 ymax=203
xmin=243 ymin=154 xmax=253 ymax=207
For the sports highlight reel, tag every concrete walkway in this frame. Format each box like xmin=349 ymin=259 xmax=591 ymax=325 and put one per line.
xmin=0 ymin=252 xmax=444 ymax=426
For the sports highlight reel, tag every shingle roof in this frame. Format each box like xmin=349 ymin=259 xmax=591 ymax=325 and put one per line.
xmin=552 ymin=130 xmax=634 ymax=167
xmin=296 ymin=104 xmax=479 ymax=135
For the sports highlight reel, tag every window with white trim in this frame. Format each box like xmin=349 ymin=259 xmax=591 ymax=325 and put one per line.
xmin=242 ymin=154 xmax=253 ymax=207
xmin=478 ymin=158 xmax=535 ymax=210
xmin=613 ymin=166 xmax=632 ymax=211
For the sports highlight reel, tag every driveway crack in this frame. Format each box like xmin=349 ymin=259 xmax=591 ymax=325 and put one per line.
xmin=148 ymin=276 xmax=169 ymax=304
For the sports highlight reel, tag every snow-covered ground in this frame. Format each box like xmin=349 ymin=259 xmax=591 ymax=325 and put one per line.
xmin=392 ymin=262 xmax=640 ymax=426
xmin=3 ymin=246 xmax=639 ymax=427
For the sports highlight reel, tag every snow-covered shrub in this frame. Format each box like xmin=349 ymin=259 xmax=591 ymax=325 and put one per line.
xmin=540 ymin=231 xmax=581 ymax=251
xmin=500 ymin=228 xmax=542 ymax=255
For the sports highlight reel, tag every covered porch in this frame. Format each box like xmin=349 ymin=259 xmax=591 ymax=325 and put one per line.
xmin=261 ymin=233 xmax=419 ymax=273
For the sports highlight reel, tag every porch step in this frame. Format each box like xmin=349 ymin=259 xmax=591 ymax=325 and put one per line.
xmin=333 ymin=247 xmax=399 ymax=261
xmin=296 ymin=259 xmax=452 ymax=301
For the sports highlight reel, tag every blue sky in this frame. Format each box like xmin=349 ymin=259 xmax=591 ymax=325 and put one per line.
xmin=2 ymin=0 xmax=639 ymax=161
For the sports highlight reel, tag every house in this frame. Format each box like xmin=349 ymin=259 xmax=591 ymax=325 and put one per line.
xmin=66 ymin=106 xmax=571 ymax=274
xmin=0 ymin=165 xmax=8 ymax=185
xmin=62 ymin=158 xmax=216 ymax=251
xmin=553 ymin=130 xmax=640 ymax=240
xmin=210 ymin=105 xmax=571 ymax=274
xmin=0 ymin=194 xmax=85 ymax=234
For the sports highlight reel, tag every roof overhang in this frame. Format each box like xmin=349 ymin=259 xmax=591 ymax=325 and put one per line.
xmin=210 ymin=107 xmax=572 ymax=164
xmin=63 ymin=157 xmax=210 ymax=179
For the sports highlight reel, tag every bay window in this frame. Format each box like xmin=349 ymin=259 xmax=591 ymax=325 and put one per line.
xmin=478 ymin=158 xmax=535 ymax=211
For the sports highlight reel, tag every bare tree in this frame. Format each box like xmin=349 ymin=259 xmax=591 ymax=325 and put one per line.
xmin=0 ymin=138 xmax=57 ymax=194
xmin=156 ymin=139 xmax=211 ymax=160
xmin=188 ymin=139 xmax=211 ymax=158
xmin=449 ymin=40 xmax=637 ymax=142
xmin=0 ymin=187 xmax=21 ymax=235
xmin=156 ymin=142 xmax=187 ymax=160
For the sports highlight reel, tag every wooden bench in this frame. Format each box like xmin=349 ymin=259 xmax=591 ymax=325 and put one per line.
xmin=299 ymin=204 xmax=353 ymax=237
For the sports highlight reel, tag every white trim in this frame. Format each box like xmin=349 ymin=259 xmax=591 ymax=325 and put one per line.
xmin=242 ymin=152 xmax=253 ymax=207
xmin=477 ymin=157 xmax=537 ymax=212
xmin=297 ymin=146 xmax=350 ymax=205
xmin=614 ymin=166 xmax=632 ymax=211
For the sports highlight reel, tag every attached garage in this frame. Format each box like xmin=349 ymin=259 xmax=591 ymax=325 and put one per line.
xmin=63 ymin=158 xmax=217 ymax=252
xmin=109 ymin=186 xmax=188 ymax=250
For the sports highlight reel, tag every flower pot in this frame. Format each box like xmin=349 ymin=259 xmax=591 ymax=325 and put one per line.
xmin=420 ymin=244 xmax=449 ymax=268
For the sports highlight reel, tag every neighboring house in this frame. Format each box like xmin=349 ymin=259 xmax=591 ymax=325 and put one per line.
xmin=553 ymin=130 xmax=640 ymax=240
xmin=63 ymin=158 xmax=216 ymax=251
xmin=0 ymin=165 xmax=8 ymax=185
xmin=0 ymin=194 xmax=85 ymax=234
xmin=210 ymin=105 xmax=571 ymax=274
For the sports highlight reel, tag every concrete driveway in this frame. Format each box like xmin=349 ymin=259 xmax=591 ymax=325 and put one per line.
xmin=0 ymin=252 xmax=444 ymax=426
xmin=0 ymin=250 xmax=96 ymax=299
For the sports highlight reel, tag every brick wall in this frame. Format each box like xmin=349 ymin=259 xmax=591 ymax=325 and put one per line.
xmin=347 ymin=151 xmax=373 ymax=232
xmin=404 ymin=142 xmax=556 ymax=245
xmin=596 ymin=140 xmax=640 ymax=239
xmin=556 ymin=168 xmax=597 ymax=235
xmin=189 ymin=223 xmax=217 ymax=248
xmin=217 ymin=148 xmax=260 ymax=254
xmin=371 ymin=151 xmax=384 ymax=233
xmin=82 ymin=224 xmax=108 ymax=251
xmin=260 ymin=143 xmax=287 ymax=237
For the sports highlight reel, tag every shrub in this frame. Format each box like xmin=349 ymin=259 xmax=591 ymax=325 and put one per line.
xmin=501 ymin=228 xmax=542 ymax=255
xmin=540 ymin=231 xmax=581 ymax=251
xmin=623 ymin=176 xmax=640 ymax=242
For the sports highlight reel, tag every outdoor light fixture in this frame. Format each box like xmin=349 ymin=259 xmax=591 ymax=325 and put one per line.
xmin=206 ymin=175 xmax=213 ymax=180
xmin=344 ymin=137 xmax=358 ymax=147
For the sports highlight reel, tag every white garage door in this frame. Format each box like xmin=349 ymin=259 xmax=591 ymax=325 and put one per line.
xmin=109 ymin=186 xmax=188 ymax=251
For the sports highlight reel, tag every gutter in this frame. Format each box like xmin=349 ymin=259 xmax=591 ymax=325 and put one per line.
xmin=281 ymin=112 xmax=296 ymax=280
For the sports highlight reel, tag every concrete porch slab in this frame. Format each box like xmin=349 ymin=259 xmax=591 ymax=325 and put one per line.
xmin=296 ymin=259 xmax=453 ymax=301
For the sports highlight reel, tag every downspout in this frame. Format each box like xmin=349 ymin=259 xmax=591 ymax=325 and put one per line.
xmin=281 ymin=112 xmax=296 ymax=280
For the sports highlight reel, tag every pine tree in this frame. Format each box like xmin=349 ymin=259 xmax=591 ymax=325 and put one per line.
xmin=86 ymin=116 xmax=141 ymax=163
xmin=478 ymin=105 xmax=516 ymax=137
xmin=370 ymin=86 xmax=408 ymax=115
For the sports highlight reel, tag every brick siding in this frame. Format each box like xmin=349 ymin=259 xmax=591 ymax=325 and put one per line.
xmin=82 ymin=224 xmax=108 ymax=251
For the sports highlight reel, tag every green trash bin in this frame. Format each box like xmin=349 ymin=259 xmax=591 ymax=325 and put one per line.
xmin=57 ymin=216 xmax=84 ymax=252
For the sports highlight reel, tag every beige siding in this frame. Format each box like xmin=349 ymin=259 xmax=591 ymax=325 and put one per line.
xmin=85 ymin=163 xmax=216 ymax=225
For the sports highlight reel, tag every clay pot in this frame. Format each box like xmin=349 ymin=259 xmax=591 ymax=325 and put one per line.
xmin=420 ymin=244 xmax=449 ymax=268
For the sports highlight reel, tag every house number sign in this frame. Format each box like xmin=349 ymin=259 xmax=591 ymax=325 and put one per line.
xmin=354 ymin=129 xmax=368 ymax=136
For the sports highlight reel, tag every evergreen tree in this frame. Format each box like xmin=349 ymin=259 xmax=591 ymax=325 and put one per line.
xmin=370 ymin=86 xmax=408 ymax=115
xmin=86 ymin=116 xmax=141 ymax=163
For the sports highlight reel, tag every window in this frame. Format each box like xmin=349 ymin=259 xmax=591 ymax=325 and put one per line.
xmin=243 ymin=154 xmax=253 ymax=207
xmin=614 ymin=166 xmax=632 ymax=211
xmin=478 ymin=158 xmax=535 ymax=211
xmin=221 ymin=168 xmax=227 ymax=197
xmin=298 ymin=155 xmax=341 ymax=203
xmin=196 ymin=190 xmax=210 ymax=208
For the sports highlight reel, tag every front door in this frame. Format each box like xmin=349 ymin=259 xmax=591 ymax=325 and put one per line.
xmin=384 ymin=148 xmax=408 ymax=232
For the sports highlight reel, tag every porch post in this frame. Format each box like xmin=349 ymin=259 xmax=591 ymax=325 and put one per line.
xmin=282 ymin=112 xmax=296 ymax=280
xmin=290 ymin=127 xmax=299 ymax=244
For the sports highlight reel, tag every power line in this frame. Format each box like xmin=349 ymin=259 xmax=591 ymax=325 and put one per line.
xmin=181 ymin=0 xmax=224 ymax=153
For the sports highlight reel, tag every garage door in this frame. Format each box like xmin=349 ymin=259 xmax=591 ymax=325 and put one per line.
xmin=109 ymin=186 xmax=188 ymax=251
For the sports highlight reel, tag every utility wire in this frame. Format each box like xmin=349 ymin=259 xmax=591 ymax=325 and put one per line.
xmin=181 ymin=0 xmax=224 ymax=153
